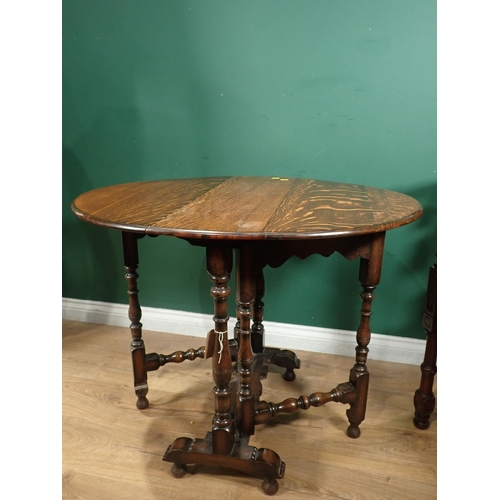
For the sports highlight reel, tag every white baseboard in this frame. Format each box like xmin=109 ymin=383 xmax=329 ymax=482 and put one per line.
xmin=62 ymin=297 xmax=425 ymax=366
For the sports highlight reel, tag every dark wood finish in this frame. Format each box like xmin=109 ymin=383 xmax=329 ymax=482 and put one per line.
xmin=72 ymin=176 xmax=423 ymax=495
xmin=254 ymin=382 xmax=356 ymax=425
xmin=347 ymin=232 xmax=385 ymax=438
xmin=414 ymin=263 xmax=437 ymax=429
xmin=235 ymin=245 xmax=257 ymax=438
xmin=145 ymin=346 xmax=206 ymax=371
xmin=163 ymin=436 xmax=285 ymax=495
xmin=206 ymin=245 xmax=234 ymax=455
xmin=251 ymin=266 xmax=265 ymax=353
xmin=122 ymin=231 xmax=149 ymax=410
xmin=235 ymin=264 xmax=301 ymax=382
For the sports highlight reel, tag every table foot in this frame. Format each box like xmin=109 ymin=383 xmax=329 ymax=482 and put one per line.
xmin=413 ymin=389 xmax=435 ymax=430
xmin=163 ymin=435 xmax=285 ymax=495
xmin=346 ymin=423 xmax=360 ymax=439
xmin=262 ymin=347 xmax=301 ymax=382
xmin=346 ymin=370 xmax=369 ymax=439
xmin=136 ymin=395 xmax=149 ymax=410
xmin=262 ymin=477 xmax=280 ymax=496
xmin=170 ymin=462 xmax=188 ymax=478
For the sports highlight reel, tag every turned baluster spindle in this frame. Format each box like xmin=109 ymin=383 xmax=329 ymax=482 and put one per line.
xmin=347 ymin=232 xmax=385 ymax=438
xmin=235 ymin=246 xmax=257 ymax=437
xmin=355 ymin=280 xmax=375 ymax=374
xmin=207 ymin=245 xmax=234 ymax=455
xmin=146 ymin=347 xmax=206 ymax=371
xmin=163 ymin=347 xmax=206 ymax=363
xmin=254 ymin=382 xmax=356 ymax=425
xmin=122 ymin=231 xmax=149 ymax=410
xmin=251 ymin=266 xmax=265 ymax=354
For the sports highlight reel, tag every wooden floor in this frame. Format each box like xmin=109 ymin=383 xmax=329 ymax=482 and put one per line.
xmin=62 ymin=320 xmax=436 ymax=499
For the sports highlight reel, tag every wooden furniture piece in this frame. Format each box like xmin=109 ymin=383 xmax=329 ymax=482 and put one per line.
xmin=71 ymin=176 xmax=423 ymax=495
xmin=413 ymin=262 xmax=437 ymax=429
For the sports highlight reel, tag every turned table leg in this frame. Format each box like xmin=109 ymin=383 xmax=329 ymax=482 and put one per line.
xmin=163 ymin=243 xmax=285 ymax=495
xmin=347 ymin=232 xmax=385 ymax=438
xmin=251 ymin=265 xmax=265 ymax=353
xmin=206 ymin=244 xmax=235 ymax=455
xmin=414 ymin=263 xmax=437 ymax=429
xmin=122 ymin=231 xmax=149 ymax=410
xmin=235 ymin=260 xmax=300 ymax=382
xmin=234 ymin=263 xmax=264 ymax=354
xmin=235 ymin=246 xmax=257 ymax=439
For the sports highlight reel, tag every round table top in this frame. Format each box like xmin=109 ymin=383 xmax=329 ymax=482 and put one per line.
xmin=71 ymin=176 xmax=423 ymax=241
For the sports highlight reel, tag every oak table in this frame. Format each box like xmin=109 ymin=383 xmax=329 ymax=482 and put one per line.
xmin=71 ymin=176 xmax=423 ymax=495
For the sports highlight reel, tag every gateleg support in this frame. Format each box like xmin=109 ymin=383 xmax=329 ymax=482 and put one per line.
xmin=347 ymin=232 xmax=385 ymax=438
xmin=122 ymin=231 xmax=149 ymax=410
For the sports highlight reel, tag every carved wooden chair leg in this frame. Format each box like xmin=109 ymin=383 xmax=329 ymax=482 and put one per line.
xmin=122 ymin=231 xmax=149 ymax=410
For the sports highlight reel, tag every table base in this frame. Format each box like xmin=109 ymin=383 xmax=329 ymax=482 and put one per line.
xmin=164 ymin=434 xmax=285 ymax=496
xmin=121 ymin=231 xmax=385 ymax=495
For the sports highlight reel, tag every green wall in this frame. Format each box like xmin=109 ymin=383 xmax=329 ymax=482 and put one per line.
xmin=62 ymin=1 xmax=436 ymax=339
